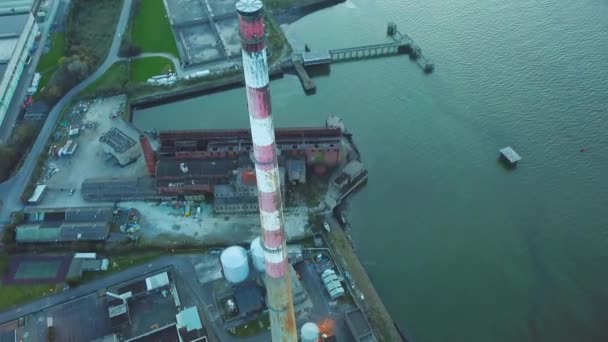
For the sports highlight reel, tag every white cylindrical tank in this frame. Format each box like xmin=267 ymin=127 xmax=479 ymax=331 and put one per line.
xmin=250 ymin=237 xmax=265 ymax=272
xmin=301 ymin=322 xmax=320 ymax=342
xmin=220 ymin=246 xmax=249 ymax=283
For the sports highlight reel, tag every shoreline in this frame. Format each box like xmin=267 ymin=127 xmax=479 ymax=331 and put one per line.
xmin=274 ymin=0 xmax=347 ymax=24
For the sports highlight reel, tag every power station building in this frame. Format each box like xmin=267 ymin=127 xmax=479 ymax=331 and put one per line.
xmin=0 ymin=1 xmax=39 ymax=127
xmin=138 ymin=126 xmax=342 ymax=198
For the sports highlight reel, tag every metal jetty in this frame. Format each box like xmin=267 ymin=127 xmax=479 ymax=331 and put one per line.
xmin=288 ymin=22 xmax=434 ymax=93
xmin=387 ymin=22 xmax=434 ymax=73
xmin=293 ymin=23 xmax=433 ymax=72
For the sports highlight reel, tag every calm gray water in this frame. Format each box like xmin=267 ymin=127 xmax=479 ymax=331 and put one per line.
xmin=134 ymin=0 xmax=608 ymax=340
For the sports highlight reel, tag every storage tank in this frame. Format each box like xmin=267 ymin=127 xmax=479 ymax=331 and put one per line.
xmin=301 ymin=322 xmax=320 ymax=342
xmin=220 ymin=246 xmax=249 ymax=283
xmin=250 ymin=237 xmax=265 ymax=273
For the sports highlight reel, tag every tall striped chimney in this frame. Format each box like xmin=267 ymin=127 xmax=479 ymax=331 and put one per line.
xmin=236 ymin=0 xmax=297 ymax=340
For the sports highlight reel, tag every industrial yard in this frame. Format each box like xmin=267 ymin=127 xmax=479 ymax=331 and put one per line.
xmin=129 ymin=201 xmax=310 ymax=245
xmin=36 ymin=96 xmax=145 ymax=208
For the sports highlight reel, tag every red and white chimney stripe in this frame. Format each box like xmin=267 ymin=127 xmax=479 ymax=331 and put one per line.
xmin=237 ymin=0 xmax=287 ymax=279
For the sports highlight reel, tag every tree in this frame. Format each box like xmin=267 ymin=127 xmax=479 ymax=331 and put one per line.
xmin=11 ymin=121 xmax=40 ymax=148
xmin=2 ymin=225 xmax=16 ymax=245
xmin=0 ymin=145 xmax=17 ymax=181
xmin=66 ymin=58 xmax=89 ymax=79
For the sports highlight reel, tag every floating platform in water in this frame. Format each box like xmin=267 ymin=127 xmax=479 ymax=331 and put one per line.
xmin=499 ymin=146 xmax=522 ymax=167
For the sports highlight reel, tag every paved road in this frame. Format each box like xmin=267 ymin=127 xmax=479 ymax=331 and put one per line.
xmin=0 ymin=0 xmax=133 ymax=226
xmin=134 ymin=52 xmax=184 ymax=77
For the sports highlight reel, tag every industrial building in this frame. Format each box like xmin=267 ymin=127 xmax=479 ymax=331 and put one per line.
xmin=102 ymin=271 xmax=207 ymax=342
xmin=151 ymin=127 xmax=341 ymax=168
xmin=214 ymin=244 xmax=313 ymax=323
xmin=81 ymin=125 xmax=342 ymax=202
xmin=23 ymin=100 xmax=48 ymax=120
xmin=100 ymin=128 xmax=141 ymax=166
xmin=213 ymin=166 xmax=286 ymax=214
xmin=0 ymin=1 xmax=39 ymax=127
xmin=15 ymin=207 xmax=114 ymax=244
xmin=138 ymin=126 xmax=341 ymax=195
xmin=155 ymin=158 xmax=237 ymax=196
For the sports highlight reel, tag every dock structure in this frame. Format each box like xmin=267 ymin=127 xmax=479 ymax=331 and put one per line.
xmin=387 ymin=22 xmax=434 ymax=73
xmin=287 ymin=23 xmax=433 ymax=93
xmin=329 ymin=42 xmax=404 ymax=62
xmin=499 ymin=146 xmax=522 ymax=167
xmin=293 ymin=60 xmax=316 ymax=94
xmin=301 ymin=51 xmax=332 ymax=66
xmin=292 ymin=22 xmax=433 ymax=71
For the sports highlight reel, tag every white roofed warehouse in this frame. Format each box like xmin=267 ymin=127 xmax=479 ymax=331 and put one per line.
xmin=0 ymin=1 xmax=39 ymax=127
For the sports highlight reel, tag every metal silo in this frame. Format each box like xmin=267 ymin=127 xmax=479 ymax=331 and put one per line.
xmin=250 ymin=237 xmax=265 ymax=273
xmin=220 ymin=246 xmax=250 ymax=283
xmin=301 ymin=322 xmax=320 ymax=342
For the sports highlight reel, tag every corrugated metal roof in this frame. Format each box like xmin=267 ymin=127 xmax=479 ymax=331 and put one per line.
xmin=0 ymin=39 xmax=18 ymax=62
xmin=16 ymin=227 xmax=61 ymax=242
xmin=155 ymin=158 xmax=236 ymax=178
xmin=59 ymin=222 xmax=110 ymax=241
xmin=65 ymin=207 xmax=114 ymax=222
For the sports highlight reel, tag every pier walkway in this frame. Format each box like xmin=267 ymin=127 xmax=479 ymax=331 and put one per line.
xmin=293 ymin=23 xmax=434 ymax=73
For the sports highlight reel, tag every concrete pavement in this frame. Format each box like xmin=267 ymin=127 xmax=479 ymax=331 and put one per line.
xmin=0 ymin=0 xmax=133 ymax=225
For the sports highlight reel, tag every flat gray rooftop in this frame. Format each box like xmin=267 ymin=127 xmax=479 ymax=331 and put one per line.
xmin=0 ymin=63 xmax=7 ymax=79
xmin=0 ymin=13 xmax=29 ymax=35
xmin=0 ymin=1 xmax=34 ymax=15
xmin=0 ymin=38 xmax=18 ymax=62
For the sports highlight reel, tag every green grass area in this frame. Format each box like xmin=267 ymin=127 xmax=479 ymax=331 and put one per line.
xmin=131 ymin=0 xmax=179 ymax=56
xmin=79 ymin=56 xmax=174 ymax=97
xmin=80 ymin=250 xmax=164 ymax=283
xmin=109 ymin=251 xmax=164 ymax=271
xmin=0 ymin=255 xmax=60 ymax=311
xmin=81 ymin=62 xmax=129 ymax=96
xmin=229 ymin=314 xmax=271 ymax=337
xmin=36 ymin=32 xmax=65 ymax=72
xmin=130 ymin=57 xmax=174 ymax=83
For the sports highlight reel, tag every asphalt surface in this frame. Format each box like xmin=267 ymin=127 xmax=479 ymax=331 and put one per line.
xmin=0 ymin=0 xmax=133 ymax=226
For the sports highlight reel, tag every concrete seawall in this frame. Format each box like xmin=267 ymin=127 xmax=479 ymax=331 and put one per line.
xmin=274 ymin=0 xmax=347 ymax=24
xmin=129 ymin=68 xmax=284 ymax=115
